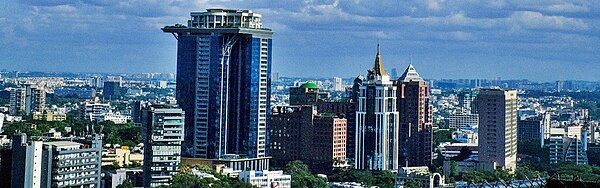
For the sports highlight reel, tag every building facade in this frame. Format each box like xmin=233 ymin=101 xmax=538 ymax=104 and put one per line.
xmin=355 ymin=45 xmax=399 ymax=171
xmin=448 ymin=113 xmax=479 ymax=130
xmin=270 ymin=106 xmax=347 ymax=173
xmin=477 ymin=88 xmax=518 ymax=171
xmin=239 ymin=170 xmax=291 ymax=188
xmin=289 ymin=82 xmax=330 ymax=105
xmin=9 ymin=84 xmax=46 ymax=116
xmin=141 ymin=103 xmax=185 ymax=187
xmin=163 ymin=9 xmax=273 ymax=166
xmin=397 ymin=64 xmax=433 ymax=167
xmin=517 ymin=115 xmax=545 ymax=148
xmin=10 ymin=134 xmax=102 ymax=188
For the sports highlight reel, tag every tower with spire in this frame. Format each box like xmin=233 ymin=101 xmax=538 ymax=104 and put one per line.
xmin=355 ymin=44 xmax=399 ymax=171
xmin=397 ymin=63 xmax=433 ymax=167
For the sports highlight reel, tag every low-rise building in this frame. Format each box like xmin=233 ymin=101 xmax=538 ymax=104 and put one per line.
xmin=102 ymin=147 xmax=144 ymax=167
xmin=239 ymin=170 xmax=291 ymax=188
xmin=33 ymin=110 xmax=67 ymax=121
xmin=395 ymin=166 xmax=445 ymax=188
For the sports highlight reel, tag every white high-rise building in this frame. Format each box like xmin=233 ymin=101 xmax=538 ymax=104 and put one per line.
xmin=477 ymin=88 xmax=518 ymax=171
xmin=355 ymin=45 xmax=399 ymax=171
xmin=142 ymin=103 xmax=185 ymax=187
xmin=333 ymin=77 xmax=343 ymax=91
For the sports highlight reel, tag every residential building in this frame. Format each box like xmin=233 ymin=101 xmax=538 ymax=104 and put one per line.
xmin=317 ymin=99 xmax=356 ymax=160
xmin=270 ymin=106 xmax=347 ymax=173
xmin=458 ymin=90 xmax=477 ymax=114
xmin=10 ymin=134 xmax=102 ymax=188
xmin=355 ymin=44 xmax=399 ymax=171
xmin=239 ymin=170 xmax=291 ymax=188
xmin=395 ymin=166 xmax=445 ymax=188
xmin=9 ymin=84 xmax=46 ymax=116
xmin=549 ymin=136 xmax=588 ymax=165
xmin=33 ymin=110 xmax=67 ymax=121
xmin=101 ymin=147 xmax=144 ymax=167
xmin=163 ymin=9 xmax=273 ymax=169
xmin=141 ymin=103 xmax=185 ymax=187
xmin=397 ymin=64 xmax=433 ymax=167
xmin=81 ymin=100 xmax=111 ymax=122
xmin=448 ymin=113 xmax=479 ymax=130
xmin=477 ymin=88 xmax=518 ymax=171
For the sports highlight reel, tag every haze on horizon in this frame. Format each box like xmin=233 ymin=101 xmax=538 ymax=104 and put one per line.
xmin=0 ymin=0 xmax=598 ymax=82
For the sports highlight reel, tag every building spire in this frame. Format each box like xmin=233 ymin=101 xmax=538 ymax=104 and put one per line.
xmin=372 ymin=43 xmax=388 ymax=77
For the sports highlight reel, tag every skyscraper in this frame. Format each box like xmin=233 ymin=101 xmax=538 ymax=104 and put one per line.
xmin=397 ymin=64 xmax=433 ymax=167
xmin=141 ymin=103 xmax=185 ymax=187
xmin=163 ymin=9 xmax=273 ymax=168
xmin=355 ymin=45 xmax=399 ymax=171
xmin=477 ymin=88 xmax=518 ymax=171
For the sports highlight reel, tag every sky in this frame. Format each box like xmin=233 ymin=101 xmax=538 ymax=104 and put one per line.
xmin=0 ymin=0 xmax=599 ymax=81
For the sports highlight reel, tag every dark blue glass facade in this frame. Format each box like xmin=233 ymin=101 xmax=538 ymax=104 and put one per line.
xmin=176 ymin=32 xmax=271 ymax=159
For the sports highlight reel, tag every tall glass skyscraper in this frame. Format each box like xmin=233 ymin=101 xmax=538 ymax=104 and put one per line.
xmin=162 ymin=9 xmax=272 ymax=168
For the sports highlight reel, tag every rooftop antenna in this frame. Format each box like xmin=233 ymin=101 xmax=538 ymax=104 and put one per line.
xmin=410 ymin=54 xmax=413 ymax=65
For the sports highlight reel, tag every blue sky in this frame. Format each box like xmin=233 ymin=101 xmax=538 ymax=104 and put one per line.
xmin=0 ymin=0 xmax=599 ymax=81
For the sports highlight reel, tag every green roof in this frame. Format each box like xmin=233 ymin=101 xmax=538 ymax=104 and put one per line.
xmin=300 ymin=82 xmax=319 ymax=89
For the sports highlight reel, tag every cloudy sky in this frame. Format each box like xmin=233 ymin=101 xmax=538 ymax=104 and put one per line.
xmin=0 ymin=0 xmax=599 ymax=81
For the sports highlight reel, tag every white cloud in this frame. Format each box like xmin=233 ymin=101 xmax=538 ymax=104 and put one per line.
xmin=508 ymin=11 xmax=589 ymax=31
xmin=544 ymin=3 xmax=589 ymax=13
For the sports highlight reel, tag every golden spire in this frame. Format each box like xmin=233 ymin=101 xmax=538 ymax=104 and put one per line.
xmin=373 ymin=43 xmax=388 ymax=76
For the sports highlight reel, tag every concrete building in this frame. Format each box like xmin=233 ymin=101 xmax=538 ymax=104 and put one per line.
xmin=355 ymin=44 xmax=399 ymax=171
xmin=141 ymin=103 xmax=185 ymax=187
xmin=458 ymin=90 xmax=477 ymax=114
xmin=104 ymin=168 xmax=143 ymax=188
xmin=81 ymin=100 xmax=111 ymax=123
xmin=239 ymin=170 xmax=291 ymax=188
xmin=10 ymin=134 xmax=102 ymax=188
xmin=549 ymin=136 xmax=588 ymax=165
xmin=289 ymin=82 xmax=329 ymax=105
xmin=397 ymin=64 xmax=433 ymax=167
xmin=101 ymin=147 xmax=144 ymax=167
xmin=333 ymin=77 xmax=344 ymax=91
xmin=163 ymin=9 xmax=273 ymax=169
xmin=395 ymin=166 xmax=444 ymax=188
xmin=9 ymin=84 xmax=46 ymax=116
xmin=477 ymin=88 xmax=518 ymax=171
xmin=270 ymin=106 xmax=347 ymax=173
xmin=517 ymin=115 xmax=545 ymax=148
xmin=448 ymin=113 xmax=479 ymax=130
xmin=317 ymin=99 xmax=356 ymax=160
xmin=33 ymin=110 xmax=67 ymax=122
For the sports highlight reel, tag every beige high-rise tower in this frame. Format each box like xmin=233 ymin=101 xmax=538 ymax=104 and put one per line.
xmin=477 ymin=88 xmax=518 ymax=171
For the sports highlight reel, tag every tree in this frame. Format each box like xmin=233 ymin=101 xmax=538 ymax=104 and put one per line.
xmin=285 ymin=161 xmax=327 ymax=188
xmin=403 ymin=180 xmax=423 ymax=188
xmin=116 ymin=179 xmax=133 ymax=188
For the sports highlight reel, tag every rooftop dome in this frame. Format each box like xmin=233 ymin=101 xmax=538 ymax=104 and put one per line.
xmin=300 ymin=82 xmax=319 ymax=89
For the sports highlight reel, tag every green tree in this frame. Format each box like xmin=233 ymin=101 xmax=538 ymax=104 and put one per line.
xmin=285 ymin=161 xmax=327 ymax=188
xmin=403 ymin=180 xmax=423 ymax=188
xmin=116 ymin=179 xmax=134 ymax=188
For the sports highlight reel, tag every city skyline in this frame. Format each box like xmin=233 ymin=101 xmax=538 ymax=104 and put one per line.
xmin=1 ymin=1 xmax=599 ymax=81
